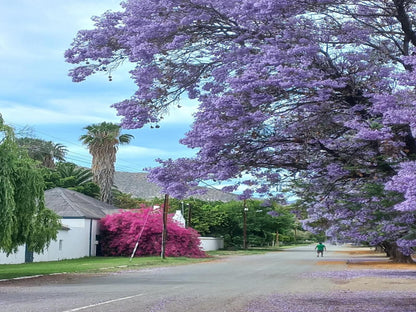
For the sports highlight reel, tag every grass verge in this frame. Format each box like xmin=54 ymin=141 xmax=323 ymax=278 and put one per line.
xmin=0 ymin=246 xmax=299 ymax=280
xmin=0 ymin=256 xmax=210 ymax=280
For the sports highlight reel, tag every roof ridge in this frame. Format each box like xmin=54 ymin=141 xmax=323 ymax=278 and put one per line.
xmin=56 ymin=187 xmax=83 ymax=217
xmin=46 ymin=188 xmax=110 ymax=219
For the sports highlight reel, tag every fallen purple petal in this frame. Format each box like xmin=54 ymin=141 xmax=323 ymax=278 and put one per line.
xmin=246 ymin=291 xmax=416 ymax=312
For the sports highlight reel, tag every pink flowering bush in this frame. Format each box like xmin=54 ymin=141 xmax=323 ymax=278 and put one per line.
xmin=99 ymin=208 xmax=206 ymax=258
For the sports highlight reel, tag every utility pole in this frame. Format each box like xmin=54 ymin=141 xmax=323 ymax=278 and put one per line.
xmin=243 ymin=199 xmax=248 ymax=249
xmin=161 ymin=194 xmax=169 ymax=259
xmin=187 ymin=203 xmax=191 ymax=228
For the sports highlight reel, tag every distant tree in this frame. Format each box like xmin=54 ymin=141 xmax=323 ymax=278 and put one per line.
xmin=80 ymin=122 xmax=134 ymax=204
xmin=55 ymin=162 xmax=93 ymax=185
xmin=100 ymin=208 xmax=206 ymax=258
xmin=17 ymin=137 xmax=67 ymax=168
xmin=0 ymin=116 xmax=60 ymax=254
xmin=187 ymin=200 xmax=232 ymax=237
xmin=105 ymin=192 xmax=299 ymax=249
xmin=112 ymin=191 xmax=147 ymax=209
xmin=187 ymin=199 xmax=295 ymax=248
xmin=43 ymin=162 xmax=100 ymax=198
xmin=70 ymin=182 xmax=101 ymax=199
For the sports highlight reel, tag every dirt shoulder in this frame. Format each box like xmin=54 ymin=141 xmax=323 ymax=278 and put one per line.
xmin=317 ymin=247 xmax=416 ymax=291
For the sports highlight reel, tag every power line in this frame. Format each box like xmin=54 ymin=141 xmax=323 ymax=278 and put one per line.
xmin=198 ymin=180 xmax=228 ymax=193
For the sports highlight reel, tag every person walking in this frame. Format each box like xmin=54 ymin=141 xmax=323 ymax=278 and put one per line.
xmin=315 ymin=242 xmax=326 ymax=257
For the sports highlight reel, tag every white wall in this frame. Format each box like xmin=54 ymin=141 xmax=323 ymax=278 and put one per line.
xmin=199 ymin=237 xmax=224 ymax=251
xmin=0 ymin=218 xmax=100 ymax=264
xmin=35 ymin=219 xmax=100 ymax=261
xmin=0 ymin=246 xmax=26 ymax=265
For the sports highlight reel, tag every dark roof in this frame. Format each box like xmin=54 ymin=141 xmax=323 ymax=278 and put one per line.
xmin=45 ymin=188 xmax=120 ymax=219
xmin=113 ymin=171 xmax=239 ymax=202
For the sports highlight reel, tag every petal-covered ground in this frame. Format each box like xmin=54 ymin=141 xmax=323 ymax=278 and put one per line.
xmin=247 ymin=248 xmax=416 ymax=312
xmin=247 ymin=291 xmax=416 ymax=312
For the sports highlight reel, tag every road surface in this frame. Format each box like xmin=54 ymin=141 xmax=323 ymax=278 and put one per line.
xmin=1 ymin=245 xmax=415 ymax=311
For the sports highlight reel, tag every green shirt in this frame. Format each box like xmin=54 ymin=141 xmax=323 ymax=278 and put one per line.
xmin=316 ymin=243 xmax=325 ymax=251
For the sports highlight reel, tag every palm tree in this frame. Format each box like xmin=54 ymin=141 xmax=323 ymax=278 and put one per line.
xmin=17 ymin=138 xmax=67 ymax=168
xmin=43 ymin=162 xmax=100 ymax=198
xmin=80 ymin=122 xmax=134 ymax=204
xmin=55 ymin=162 xmax=93 ymax=185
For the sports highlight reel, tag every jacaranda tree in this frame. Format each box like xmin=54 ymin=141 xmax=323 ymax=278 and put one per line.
xmin=66 ymin=1 xmax=416 ymax=261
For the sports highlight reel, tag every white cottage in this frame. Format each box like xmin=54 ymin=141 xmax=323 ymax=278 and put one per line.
xmin=0 ymin=188 xmax=120 ymax=264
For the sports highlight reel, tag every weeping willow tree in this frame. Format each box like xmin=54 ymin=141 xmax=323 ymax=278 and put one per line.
xmin=0 ymin=115 xmax=60 ymax=254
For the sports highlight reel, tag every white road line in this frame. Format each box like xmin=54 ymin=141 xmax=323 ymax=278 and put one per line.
xmin=62 ymin=294 xmax=144 ymax=312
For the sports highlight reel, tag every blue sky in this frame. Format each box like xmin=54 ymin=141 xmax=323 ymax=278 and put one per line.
xmin=0 ymin=0 xmax=198 ymax=173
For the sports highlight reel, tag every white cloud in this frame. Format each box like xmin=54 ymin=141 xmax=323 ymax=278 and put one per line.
xmin=0 ymin=0 xmax=199 ymax=173
xmin=63 ymin=143 xmax=168 ymax=172
xmin=0 ymin=0 xmax=124 ymax=76
xmin=2 ymin=95 xmax=200 ymax=127
xmin=47 ymin=97 xmax=121 ymax=120
xmin=1 ymin=100 xmax=120 ymax=125
xmin=118 ymin=145 xmax=166 ymax=158
xmin=118 ymin=144 xmax=196 ymax=160
xmin=160 ymin=99 xmax=199 ymax=126
xmin=0 ymin=0 xmax=199 ymax=129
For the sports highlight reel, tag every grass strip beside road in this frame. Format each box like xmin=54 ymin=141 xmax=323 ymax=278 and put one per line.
xmin=0 ymin=247 xmax=290 ymax=280
xmin=0 ymin=256 xmax=208 ymax=280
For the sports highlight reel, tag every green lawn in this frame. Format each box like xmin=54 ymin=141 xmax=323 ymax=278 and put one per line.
xmin=0 ymin=256 xmax=209 ymax=280
xmin=0 ymin=246 xmax=295 ymax=280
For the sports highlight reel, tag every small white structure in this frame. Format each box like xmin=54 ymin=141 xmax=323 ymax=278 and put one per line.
xmin=0 ymin=188 xmax=119 ymax=264
xmin=172 ymin=210 xmax=186 ymax=227
xmin=199 ymin=237 xmax=224 ymax=251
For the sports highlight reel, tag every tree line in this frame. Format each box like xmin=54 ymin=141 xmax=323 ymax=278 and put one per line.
xmin=1 ymin=116 xmax=304 ymax=255
xmin=0 ymin=119 xmax=132 ymax=254
xmin=115 ymin=195 xmax=322 ymax=249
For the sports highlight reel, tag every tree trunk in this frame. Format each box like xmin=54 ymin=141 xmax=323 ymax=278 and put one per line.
xmin=275 ymin=230 xmax=279 ymax=247
xmin=380 ymin=242 xmax=414 ymax=263
xmin=91 ymin=146 xmax=116 ymax=204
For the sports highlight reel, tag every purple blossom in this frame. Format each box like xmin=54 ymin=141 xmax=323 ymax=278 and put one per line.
xmin=396 ymin=238 xmax=416 ymax=256
xmin=66 ymin=0 xmax=416 ymax=259
xmin=247 ymin=291 xmax=416 ymax=312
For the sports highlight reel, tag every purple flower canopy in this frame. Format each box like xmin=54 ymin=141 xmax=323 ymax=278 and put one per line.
xmin=66 ymin=1 xmax=416 ymax=256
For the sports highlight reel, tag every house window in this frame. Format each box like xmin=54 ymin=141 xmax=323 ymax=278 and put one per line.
xmin=59 ymin=240 xmax=63 ymax=251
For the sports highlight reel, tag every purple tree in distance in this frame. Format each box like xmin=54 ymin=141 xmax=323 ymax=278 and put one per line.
xmin=66 ymin=1 xmax=416 ymax=261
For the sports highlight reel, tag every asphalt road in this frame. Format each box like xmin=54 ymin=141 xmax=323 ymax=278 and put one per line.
xmin=0 ymin=245 xmax=394 ymax=312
